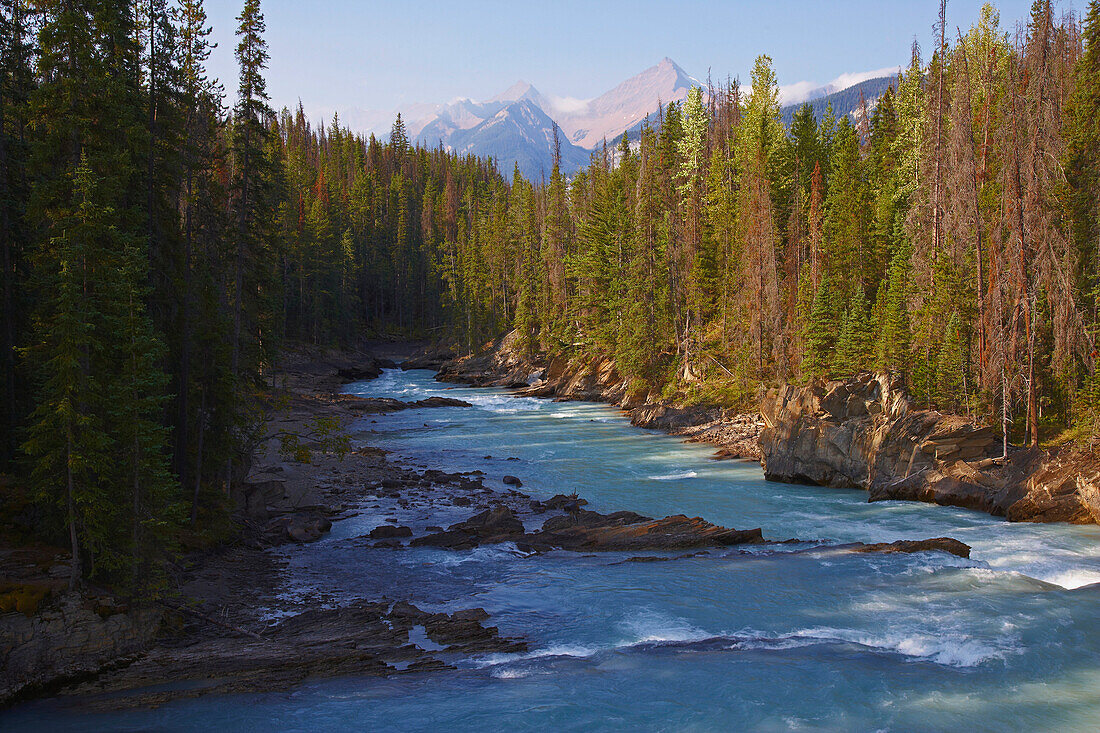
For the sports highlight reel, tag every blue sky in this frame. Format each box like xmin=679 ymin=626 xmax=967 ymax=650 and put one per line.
xmin=204 ymin=0 xmax=1054 ymax=127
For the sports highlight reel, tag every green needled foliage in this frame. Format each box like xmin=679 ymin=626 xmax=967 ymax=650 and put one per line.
xmin=7 ymin=0 xmax=1100 ymax=597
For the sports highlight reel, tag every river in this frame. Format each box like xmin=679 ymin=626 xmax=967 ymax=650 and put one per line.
xmin=8 ymin=368 xmax=1100 ymax=731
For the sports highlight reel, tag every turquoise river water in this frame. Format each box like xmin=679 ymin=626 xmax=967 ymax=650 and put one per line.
xmin=6 ymin=368 xmax=1100 ymax=732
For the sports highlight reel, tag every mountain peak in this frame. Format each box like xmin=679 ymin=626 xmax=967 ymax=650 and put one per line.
xmin=556 ymin=58 xmax=696 ymax=149
xmin=489 ymin=80 xmax=540 ymax=104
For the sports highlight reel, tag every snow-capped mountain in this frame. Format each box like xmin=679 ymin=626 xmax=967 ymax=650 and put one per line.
xmin=555 ymin=57 xmax=697 ymax=150
xmin=433 ymin=98 xmax=591 ymax=180
xmin=410 ymin=58 xmax=696 ymax=178
xmin=381 ymin=58 xmax=893 ymax=179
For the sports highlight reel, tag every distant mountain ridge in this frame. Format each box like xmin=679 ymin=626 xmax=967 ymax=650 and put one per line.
xmin=779 ymin=75 xmax=898 ymax=127
xmin=400 ymin=60 xmax=898 ymax=179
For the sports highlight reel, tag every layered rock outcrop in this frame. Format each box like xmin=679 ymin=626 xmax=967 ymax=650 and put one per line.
xmin=760 ymin=373 xmax=1100 ymax=523
xmin=1 ymin=592 xmax=162 ymax=705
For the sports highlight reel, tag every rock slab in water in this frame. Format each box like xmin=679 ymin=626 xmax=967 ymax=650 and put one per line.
xmin=341 ymin=395 xmax=472 ymax=414
xmin=65 ymin=601 xmax=526 ymax=709
xmin=411 ymin=505 xmax=764 ymax=552
xmin=368 ymin=524 xmax=412 ymax=539
xmin=850 ymin=537 xmax=971 ymax=558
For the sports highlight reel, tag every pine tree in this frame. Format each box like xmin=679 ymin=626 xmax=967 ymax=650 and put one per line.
xmin=0 ymin=0 xmax=33 ymax=468
xmin=230 ymin=0 xmax=275 ymax=382
xmin=833 ymin=286 xmax=874 ymax=376
xmin=1067 ymin=0 xmax=1100 ymax=344
xmin=804 ymin=274 xmax=840 ymax=380
xmin=936 ymin=312 xmax=967 ymax=412
xmin=876 ymin=245 xmax=912 ymax=374
xmin=24 ymin=160 xmax=113 ymax=587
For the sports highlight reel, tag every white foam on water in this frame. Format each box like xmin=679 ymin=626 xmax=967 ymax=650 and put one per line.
xmin=404 ymin=542 xmax=534 ymax=568
xmin=620 ymin=609 xmax=712 ymax=644
xmin=648 ymin=471 xmax=698 ymax=481
xmin=780 ymin=626 xmax=1011 ymax=668
xmin=1042 ymin=568 xmax=1100 ymax=590
xmin=473 ymin=643 xmax=600 ymax=669
xmin=465 ymin=393 xmax=541 ymax=414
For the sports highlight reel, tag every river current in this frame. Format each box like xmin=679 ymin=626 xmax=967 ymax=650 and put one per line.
xmin=8 ymin=368 xmax=1100 ymax=731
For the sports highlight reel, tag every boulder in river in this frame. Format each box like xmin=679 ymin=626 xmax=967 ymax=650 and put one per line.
xmin=340 ymin=395 xmax=471 ymax=414
xmin=502 ymin=475 xmax=523 ymax=487
xmin=369 ymin=525 xmax=412 ymax=539
xmin=531 ymin=511 xmax=764 ymax=552
xmin=850 ymin=537 xmax=971 ymax=558
xmin=263 ymin=511 xmax=332 ymax=544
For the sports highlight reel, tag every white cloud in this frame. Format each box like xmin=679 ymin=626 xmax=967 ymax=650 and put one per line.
xmin=776 ymin=65 xmax=902 ymax=106
xmin=547 ymin=95 xmax=591 ymax=116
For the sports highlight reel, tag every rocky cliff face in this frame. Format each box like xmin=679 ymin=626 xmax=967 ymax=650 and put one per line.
xmin=760 ymin=373 xmax=1100 ymax=523
xmin=1 ymin=592 xmax=162 ymax=705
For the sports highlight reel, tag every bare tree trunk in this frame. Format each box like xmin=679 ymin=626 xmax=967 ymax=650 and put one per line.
xmin=1026 ymin=293 xmax=1039 ymax=446
xmin=931 ymin=0 xmax=948 ymax=264
xmin=66 ymin=434 xmax=81 ymax=590
xmin=1001 ymin=366 xmax=1009 ymax=459
xmin=191 ymin=386 xmax=206 ymax=525
xmin=956 ymin=37 xmax=988 ymax=386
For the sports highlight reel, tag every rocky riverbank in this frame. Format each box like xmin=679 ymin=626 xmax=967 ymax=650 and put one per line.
xmin=425 ymin=333 xmax=1100 ymax=526
xmin=0 ymin=345 xmax=504 ymax=708
xmin=430 ymin=331 xmax=764 ymax=460
xmin=760 ymin=373 xmax=1100 ymax=524
xmin=2 ymin=344 xmax=980 ymax=711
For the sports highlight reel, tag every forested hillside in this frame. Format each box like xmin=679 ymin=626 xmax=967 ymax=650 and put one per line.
xmin=2 ymin=0 xmax=1099 ymax=595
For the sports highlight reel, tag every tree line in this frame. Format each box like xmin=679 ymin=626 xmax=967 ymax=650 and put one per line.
xmin=437 ymin=0 xmax=1100 ymax=452
xmin=0 ymin=0 xmax=498 ymax=593
xmin=1 ymin=0 xmax=1099 ymax=594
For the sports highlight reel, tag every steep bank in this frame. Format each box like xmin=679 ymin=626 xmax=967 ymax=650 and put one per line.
xmin=760 ymin=373 xmax=1100 ymax=524
xmin=430 ymin=332 xmax=763 ymax=460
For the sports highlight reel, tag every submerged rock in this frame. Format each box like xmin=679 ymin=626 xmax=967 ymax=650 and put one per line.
xmin=368 ymin=525 xmax=412 ymax=539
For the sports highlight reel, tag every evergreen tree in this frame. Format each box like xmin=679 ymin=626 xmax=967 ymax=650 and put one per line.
xmin=833 ymin=286 xmax=874 ymax=376
xmin=24 ymin=160 xmax=114 ymax=587
xmin=0 ymin=0 xmax=33 ymax=468
xmin=230 ymin=0 xmax=276 ymax=383
xmin=1067 ymin=0 xmax=1100 ymax=339
xmin=876 ymin=245 xmax=912 ymax=374
xmin=937 ymin=312 xmax=967 ymax=411
xmin=804 ymin=275 xmax=840 ymax=380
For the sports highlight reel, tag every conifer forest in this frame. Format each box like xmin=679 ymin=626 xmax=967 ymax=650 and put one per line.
xmin=2 ymin=0 xmax=1100 ymax=596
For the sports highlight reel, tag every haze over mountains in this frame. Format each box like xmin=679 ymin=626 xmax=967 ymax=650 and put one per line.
xmin=345 ymin=58 xmax=898 ymax=179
